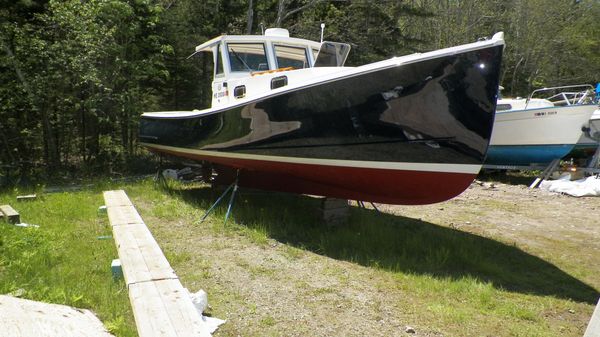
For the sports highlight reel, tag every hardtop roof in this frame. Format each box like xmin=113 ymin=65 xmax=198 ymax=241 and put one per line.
xmin=195 ymin=34 xmax=322 ymax=52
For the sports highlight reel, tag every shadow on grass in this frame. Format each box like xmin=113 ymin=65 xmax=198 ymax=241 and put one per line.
xmin=171 ymin=184 xmax=599 ymax=305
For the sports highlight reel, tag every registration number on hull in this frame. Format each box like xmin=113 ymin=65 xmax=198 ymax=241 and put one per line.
xmin=533 ymin=111 xmax=557 ymax=117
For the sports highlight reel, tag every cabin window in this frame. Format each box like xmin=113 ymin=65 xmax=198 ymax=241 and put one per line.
xmin=227 ymin=43 xmax=269 ymax=72
xmin=274 ymin=45 xmax=309 ymax=69
xmin=215 ymin=44 xmax=224 ymax=75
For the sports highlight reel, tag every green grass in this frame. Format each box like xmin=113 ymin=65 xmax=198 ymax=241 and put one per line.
xmin=1 ymin=178 xmax=597 ymax=336
xmin=0 ymin=184 xmax=137 ymax=336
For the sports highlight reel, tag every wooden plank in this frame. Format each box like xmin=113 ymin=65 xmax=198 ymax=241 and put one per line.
xmin=128 ymin=281 xmax=178 ymax=337
xmin=155 ymin=279 xmax=211 ymax=337
xmin=112 ymin=223 xmax=177 ymax=285
xmin=0 ymin=204 xmax=20 ymax=224
xmin=114 ymin=224 xmax=154 ymax=285
xmin=129 ymin=280 xmax=210 ymax=337
xmin=103 ymin=190 xmax=133 ymax=207
xmin=584 ymin=297 xmax=600 ymax=337
xmin=103 ymin=190 xmax=214 ymax=337
xmin=106 ymin=205 xmax=144 ymax=226
xmin=0 ymin=295 xmax=114 ymax=337
xmin=16 ymin=194 xmax=36 ymax=202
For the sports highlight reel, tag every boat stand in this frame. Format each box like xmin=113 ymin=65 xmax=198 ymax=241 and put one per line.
xmin=199 ymin=170 xmax=240 ymax=225
xmin=586 ymin=144 xmax=600 ymax=172
xmin=529 ymin=158 xmax=561 ymax=188
xmin=483 ymin=159 xmax=564 ymax=189
xmin=355 ymin=200 xmax=380 ymax=213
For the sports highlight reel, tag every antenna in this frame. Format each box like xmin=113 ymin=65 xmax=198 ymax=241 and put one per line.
xmin=260 ymin=23 xmax=265 ymax=35
xmin=320 ymin=23 xmax=325 ymax=43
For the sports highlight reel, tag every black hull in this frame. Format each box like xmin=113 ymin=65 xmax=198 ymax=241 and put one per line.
xmin=140 ymin=45 xmax=503 ymax=204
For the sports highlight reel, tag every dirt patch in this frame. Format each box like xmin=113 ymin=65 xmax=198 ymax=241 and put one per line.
xmin=383 ymin=181 xmax=600 ymax=286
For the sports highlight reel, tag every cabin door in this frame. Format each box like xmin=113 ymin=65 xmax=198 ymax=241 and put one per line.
xmin=211 ymin=43 xmax=230 ymax=107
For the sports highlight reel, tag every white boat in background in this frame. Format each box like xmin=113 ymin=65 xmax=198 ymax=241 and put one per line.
xmin=486 ymin=85 xmax=597 ymax=166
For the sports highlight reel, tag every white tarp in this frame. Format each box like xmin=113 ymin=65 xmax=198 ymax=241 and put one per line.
xmin=539 ymin=175 xmax=600 ymax=197
xmin=188 ymin=289 xmax=226 ymax=334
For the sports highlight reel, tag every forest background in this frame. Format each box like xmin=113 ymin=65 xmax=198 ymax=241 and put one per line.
xmin=1 ymin=0 xmax=600 ymax=180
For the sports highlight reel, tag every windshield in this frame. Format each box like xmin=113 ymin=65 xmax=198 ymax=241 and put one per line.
xmin=274 ymin=44 xmax=309 ymax=69
xmin=227 ymin=43 xmax=269 ymax=72
xmin=313 ymin=42 xmax=351 ymax=67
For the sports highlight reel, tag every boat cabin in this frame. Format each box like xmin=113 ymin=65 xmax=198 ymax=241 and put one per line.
xmin=193 ymin=28 xmax=351 ymax=108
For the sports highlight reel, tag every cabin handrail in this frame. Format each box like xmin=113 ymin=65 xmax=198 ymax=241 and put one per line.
xmin=251 ymin=66 xmax=295 ymax=76
xmin=525 ymin=84 xmax=595 ymax=109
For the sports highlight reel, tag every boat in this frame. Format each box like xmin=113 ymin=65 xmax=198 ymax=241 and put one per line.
xmin=139 ymin=29 xmax=505 ymax=205
xmin=571 ymin=108 xmax=600 ymax=158
xmin=486 ymin=85 xmax=598 ymax=166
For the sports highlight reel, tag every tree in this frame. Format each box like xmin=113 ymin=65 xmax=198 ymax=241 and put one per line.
xmin=2 ymin=0 xmax=600 ymax=180
xmin=274 ymin=0 xmax=322 ymax=27
xmin=0 ymin=0 xmax=167 ymax=176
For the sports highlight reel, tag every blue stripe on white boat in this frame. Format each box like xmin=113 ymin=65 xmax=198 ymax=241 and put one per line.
xmin=485 ymin=144 xmax=575 ymax=165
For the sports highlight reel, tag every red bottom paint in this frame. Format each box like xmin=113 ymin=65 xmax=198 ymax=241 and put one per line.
xmin=152 ymin=148 xmax=476 ymax=205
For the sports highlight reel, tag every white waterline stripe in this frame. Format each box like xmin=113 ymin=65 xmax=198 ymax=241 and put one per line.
xmin=142 ymin=143 xmax=482 ymax=174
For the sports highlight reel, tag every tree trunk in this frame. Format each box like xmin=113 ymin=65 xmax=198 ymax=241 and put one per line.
xmin=174 ymin=52 xmax=179 ymax=110
xmin=41 ymin=106 xmax=59 ymax=169
xmin=511 ymin=56 xmax=524 ymax=97
xmin=275 ymin=0 xmax=321 ymax=28
xmin=80 ymin=104 xmax=87 ymax=163
xmin=2 ymin=40 xmax=59 ymax=170
xmin=276 ymin=0 xmax=286 ymax=27
xmin=0 ymin=132 xmax=14 ymax=163
xmin=121 ymin=100 xmax=130 ymax=157
xmin=128 ymin=93 xmax=135 ymax=155
xmin=246 ymin=0 xmax=254 ymax=34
